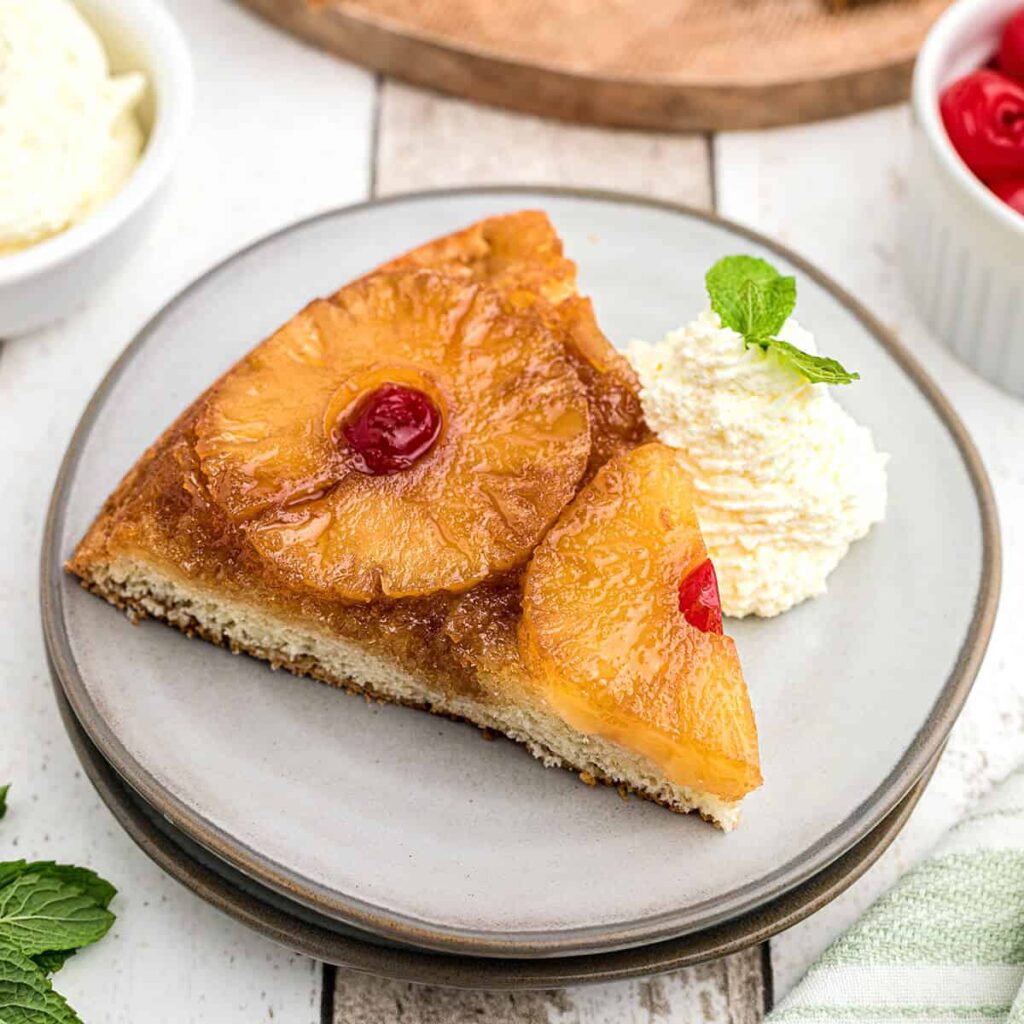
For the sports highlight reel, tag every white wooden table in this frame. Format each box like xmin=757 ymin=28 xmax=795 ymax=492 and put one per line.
xmin=2 ymin=2 xmax=1022 ymax=1021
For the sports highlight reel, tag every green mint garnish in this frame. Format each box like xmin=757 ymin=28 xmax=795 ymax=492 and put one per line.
xmin=0 ymin=785 xmax=8 ymax=821
xmin=0 ymin=948 xmax=83 ymax=1024
xmin=705 ymin=255 xmax=859 ymax=385
xmin=0 ymin=789 xmax=118 ymax=1019
xmin=7 ymin=863 xmax=117 ymax=913
xmin=0 ymin=872 xmax=115 ymax=957
xmin=32 ymin=948 xmax=78 ymax=976
xmin=706 ymin=255 xmax=795 ymax=340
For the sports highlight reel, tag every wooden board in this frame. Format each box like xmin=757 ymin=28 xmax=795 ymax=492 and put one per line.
xmin=237 ymin=0 xmax=953 ymax=130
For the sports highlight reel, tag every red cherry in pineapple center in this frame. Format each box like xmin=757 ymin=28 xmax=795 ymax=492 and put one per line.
xmin=340 ymin=383 xmax=442 ymax=476
xmin=679 ymin=559 xmax=724 ymax=635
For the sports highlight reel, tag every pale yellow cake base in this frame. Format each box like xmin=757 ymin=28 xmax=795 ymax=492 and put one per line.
xmin=75 ymin=552 xmax=742 ymax=831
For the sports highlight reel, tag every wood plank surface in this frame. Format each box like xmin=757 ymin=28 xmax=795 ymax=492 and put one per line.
xmin=715 ymin=108 xmax=1024 ymax=998
xmin=331 ymin=947 xmax=767 ymax=1024
xmin=374 ymin=81 xmax=712 ymax=206
xmin=0 ymin=1 xmax=376 ymax=1020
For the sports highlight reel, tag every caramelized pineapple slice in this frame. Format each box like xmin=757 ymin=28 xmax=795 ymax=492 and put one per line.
xmin=371 ymin=211 xmax=652 ymax=475
xmin=520 ymin=443 xmax=762 ymax=803
xmin=195 ymin=270 xmax=591 ymax=601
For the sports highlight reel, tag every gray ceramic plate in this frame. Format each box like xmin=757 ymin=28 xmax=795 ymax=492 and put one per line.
xmin=54 ymin=679 xmax=934 ymax=987
xmin=43 ymin=187 xmax=1000 ymax=959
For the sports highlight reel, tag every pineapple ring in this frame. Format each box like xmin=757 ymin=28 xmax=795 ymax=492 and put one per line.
xmin=520 ymin=443 xmax=762 ymax=802
xmin=371 ymin=211 xmax=650 ymax=475
xmin=194 ymin=270 xmax=591 ymax=601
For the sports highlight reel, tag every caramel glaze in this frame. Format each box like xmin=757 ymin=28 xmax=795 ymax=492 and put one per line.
xmin=70 ymin=211 xmax=653 ymax=705
xmin=70 ymin=325 xmax=647 ymax=708
xmin=71 ymin=401 xmax=494 ymax=699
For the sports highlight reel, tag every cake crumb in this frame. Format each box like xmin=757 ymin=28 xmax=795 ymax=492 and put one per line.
xmin=579 ymin=771 xmax=597 ymax=786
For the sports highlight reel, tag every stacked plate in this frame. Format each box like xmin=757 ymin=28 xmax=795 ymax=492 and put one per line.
xmin=42 ymin=188 xmax=1000 ymax=988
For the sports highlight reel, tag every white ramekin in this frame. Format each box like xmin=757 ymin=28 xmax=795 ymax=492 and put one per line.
xmin=0 ymin=0 xmax=193 ymax=337
xmin=903 ymin=0 xmax=1024 ymax=397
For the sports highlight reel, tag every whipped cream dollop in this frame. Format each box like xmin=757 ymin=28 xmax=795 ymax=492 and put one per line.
xmin=0 ymin=0 xmax=147 ymax=255
xmin=629 ymin=310 xmax=888 ymax=618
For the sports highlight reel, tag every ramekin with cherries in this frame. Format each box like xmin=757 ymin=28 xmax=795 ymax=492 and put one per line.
xmin=940 ymin=7 xmax=1024 ymax=215
xmin=902 ymin=0 xmax=1024 ymax=398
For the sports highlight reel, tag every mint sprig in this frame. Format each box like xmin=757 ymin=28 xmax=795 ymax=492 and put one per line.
xmin=0 ymin=785 xmax=8 ymax=822
xmin=0 ymin=948 xmax=83 ymax=1024
xmin=0 ymin=788 xmax=117 ymax=1022
xmin=705 ymin=255 xmax=859 ymax=385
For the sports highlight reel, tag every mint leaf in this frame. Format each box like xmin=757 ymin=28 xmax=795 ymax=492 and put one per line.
xmin=0 ymin=786 xmax=8 ymax=822
xmin=706 ymin=255 xmax=795 ymax=338
xmin=0 ymin=865 xmax=115 ymax=912
xmin=0 ymin=798 xmax=116 ymax=1022
xmin=20 ymin=867 xmax=115 ymax=912
xmin=0 ymin=874 xmax=114 ymax=957
xmin=764 ymin=339 xmax=860 ymax=385
xmin=0 ymin=946 xmax=82 ymax=1024
xmin=31 ymin=950 xmax=75 ymax=976
xmin=0 ymin=866 xmax=25 ymax=892
xmin=0 ymin=866 xmax=114 ymax=974
xmin=704 ymin=254 xmax=858 ymax=386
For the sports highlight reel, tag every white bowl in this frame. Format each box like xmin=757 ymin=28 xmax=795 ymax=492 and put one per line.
xmin=0 ymin=0 xmax=192 ymax=337
xmin=903 ymin=0 xmax=1024 ymax=397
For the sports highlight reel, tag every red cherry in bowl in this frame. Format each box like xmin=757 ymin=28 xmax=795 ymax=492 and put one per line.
xmin=341 ymin=383 xmax=443 ymax=476
xmin=940 ymin=70 xmax=1024 ymax=183
xmin=678 ymin=558 xmax=724 ymax=635
xmin=991 ymin=176 xmax=1024 ymax=214
xmin=999 ymin=8 xmax=1024 ymax=84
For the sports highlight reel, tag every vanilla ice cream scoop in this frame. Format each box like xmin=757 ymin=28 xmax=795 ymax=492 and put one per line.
xmin=629 ymin=307 xmax=888 ymax=619
xmin=0 ymin=0 xmax=147 ymax=255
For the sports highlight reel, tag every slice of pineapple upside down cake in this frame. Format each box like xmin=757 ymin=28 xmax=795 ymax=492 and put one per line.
xmin=68 ymin=212 xmax=761 ymax=829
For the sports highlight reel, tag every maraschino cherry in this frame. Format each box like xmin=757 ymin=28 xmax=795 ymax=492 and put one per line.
xmin=999 ymin=7 xmax=1024 ymax=83
xmin=679 ymin=559 xmax=724 ymax=635
xmin=940 ymin=70 xmax=1024 ymax=184
xmin=938 ymin=8 xmax=1024 ymax=218
xmin=340 ymin=383 xmax=442 ymax=475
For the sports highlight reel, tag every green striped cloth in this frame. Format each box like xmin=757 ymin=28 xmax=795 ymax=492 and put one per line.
xmin=769 ymin=765 xmax=1024 ymax=1024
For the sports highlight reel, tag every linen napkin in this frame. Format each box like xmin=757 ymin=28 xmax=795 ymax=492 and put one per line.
xmin=768 ymin=764 xmax=1024 ymax=1024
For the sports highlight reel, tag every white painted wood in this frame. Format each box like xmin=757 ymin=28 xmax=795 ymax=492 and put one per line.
xmin=716 ymin=106 xmax=1024 ymax=999
xmin=375 ymin=81 xmax=712 ymax=206
xmin=0 ymin=0 xmax=374 ymax=1020
xmin=332 ymin=947 xmax=766 ymax=1024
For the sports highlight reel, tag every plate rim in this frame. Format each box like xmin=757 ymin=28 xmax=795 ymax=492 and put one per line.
xmin=42 ymin=184 xmax=1002 ymax=957
xmin=53 ymin=674 xmax=936 ymax=989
